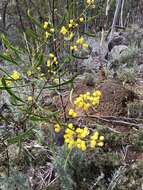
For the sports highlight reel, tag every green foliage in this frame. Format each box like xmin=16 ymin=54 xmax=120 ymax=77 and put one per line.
xmin=117 ymin=67 xmax=137 ymax=84
xmin=53 ymin=146 xmax=75 ymax=190
xmin=0 ymin=1 xmax=143 ymax=190
xmin=0 ymin=171 xmax=31 ymax=190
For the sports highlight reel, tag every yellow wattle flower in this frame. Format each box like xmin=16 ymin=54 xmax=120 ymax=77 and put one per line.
xmin=99 ymin=136 xmax=105 ymax=141
xmin=93 ymin=90 xmax=102 ymax=97
xmin=76 ymin=36 xmax=84 ymax=45
xmin=79 ymin=17 xmax=84 ymax=22
xmin=68 ymin=32 xmax=74 ymax=40
xmin=47 ymin=59 xmax=51 ymax=67
xmin=45 ymin=31 xmax=50 ymax=39
xmin=49 ymin=53 xmax=55 ymax=58
xmin=68 ymin=23 xmax=73 ymax=28
xmin=28 ymin=96 xmax=33 ymax=101
xmin=6 ymin=80 xmax=12 ymax=87
xmin=86 ymin=0 xmax=95 ymax=5
xmin=27 ymin=70 xmax=32 ymax=77
xmin=68 ymin=140 xmax=75 ymax=149
xmin=98 ymin=142 xmax=104 ymax=147
xmin=90 ymin=131 xmax=99 ymax=140
xmin=67 ymin=123 xmax=75 ymax=130
xmin=50 ymin=28 xmax=55 ymax=33
xmin=83 ymin=43 xmax=88 ymax=49
xmin=54 ymin=124 xmax=61 ymax=133
xmin=70 ymin=19 xmax=74 ymax=24
xmin=70 ymin=45 xmax=78 ymax=51
xmin=68 ymin=109 xmax=77 ymax=117
xmin=43 ymin=21 xmax=48 ymax=29
xmin=83 ymin=103 xmax=90 ymax=111
xmin=60 ymin=26 xmax=68 ymax=35
xmin=90 ymin=140 xmax=96 ymax=149
xmin=53 ymin=57 xmax=57 ymax=62
xmin=11 ymin=71 xmax=20 ymax=80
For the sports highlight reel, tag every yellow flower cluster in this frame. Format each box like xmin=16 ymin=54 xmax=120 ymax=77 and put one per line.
xmin=60 ymin=17 xmax=85 ymax=36
xmin=76 ymin=36 xmax=88 ymax=49
xmin=67 ymin=32 xmax=74 ymax=41
xmin=64 ymin=123 xmax=88 ymax=151
xmin=76 ymin=127 xmax=89 ymax=139
xmin=86 ymin=0 xmax=95 ymax=5
xmin=47 ymin=53 xmax=58 ymax=67
xmin=28 ymin=96 xmax=33 ymax=102
xmin=5 ymin=69 xmax=24 ymax=85
xmin=60 ymin=19 xmax=78 ymax=36
xmin=68 ymin=90 xmax=102 ymax=118
xmin=64 ymin=123 xmax=104 ymax=151
xmin=68 ymin=109 xmax=77 ymax=118
xmin=70 ymin=36 xmax=88 ymax=52
xmin=74 ymin=90 xmax=101 ymax=110
xmin=68 ymin=19 xmax=78 ymax=29
xmin=54 ymin=124 xmax=62 ymax=133
xmin=60 ymin=18 xmax=85 ymax=40
xmin=90 ymin=131 xmax=104 ymax=148
xmin=43 ymin=21 xmax=55 ymax=39
xmin=70 ymin=45 xmax=78 ymax=51
xmin=53 ymin=121 xmax=105 ymax=151
xmin=79 ymin=17 xmax=84 ymax=23
xmin=27 ymin=70 xmax=32 ymax=77
xmin=60 ymin=26 xmax=68 ymax=35
xmin=7 ymin=80 xmax=12 ymax=86
xmin=60 ymin=26 xmax=75 ymax=42
xmin=39 ymin=73 xmax=46 ymax=81
xmin=11 ymin=70 xmax=21 ymax=80
xmin=59 ymin=18 xmax=89 ymax=52
xmin=43 ymin=21 xmax=49 ymax=29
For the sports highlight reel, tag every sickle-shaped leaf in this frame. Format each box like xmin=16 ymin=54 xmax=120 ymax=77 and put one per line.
xmin=7 ymin=127 xmax=34 ymax=144
xmin=1 ymin=77 xmax=25 ymax=103
xmin=29 ymin=111 xmax=58 ymax=121
xmin=1 ymin=34 xmax=21 ymax=54
xmin=44 ymin=75 xmax=77 ymax=89
xmin=27 ymin=9 xmax=43 ymax=29
xmin=0 ymin=53 xmax=19 ymax=65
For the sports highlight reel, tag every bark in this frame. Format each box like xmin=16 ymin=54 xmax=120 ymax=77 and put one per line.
xmin=120 ymin=0 xmax=125 ymax=27
xmin=109 ymin=0 xmax=123 ymax=41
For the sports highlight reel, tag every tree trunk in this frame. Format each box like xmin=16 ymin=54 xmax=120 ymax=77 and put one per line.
xmin=109 ymin=0 xmax=123 ymax=41
xmin=120 ymin=0 xmax=125 ymax=27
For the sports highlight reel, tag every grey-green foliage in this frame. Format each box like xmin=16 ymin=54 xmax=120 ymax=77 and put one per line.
xmin=53 ymin=146 xmax=75 ymax=190
xmin=110 ymin=45 xmax=139 ymax=67
xmin=118 ymin=46 xmax=139 ymax=66
xmin=0 ymin=171 xmax=31 ymax=190
xmin=117 ymin=67 xmax=137 ymax=83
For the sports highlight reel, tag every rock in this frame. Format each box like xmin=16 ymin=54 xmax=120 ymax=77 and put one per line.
xmin=108 ymin=33 xmax=129 ymax=52
xmin=124 ymin=25 xmax=143 ymax=48
xmin=110 ymin=45 xmax=128 ymax=60
xmin=105 ymin=32 xmax=129 ymax=60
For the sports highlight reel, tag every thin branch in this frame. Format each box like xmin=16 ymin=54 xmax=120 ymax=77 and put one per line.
xmin=88 ymin=115 xmax=143 ymax=129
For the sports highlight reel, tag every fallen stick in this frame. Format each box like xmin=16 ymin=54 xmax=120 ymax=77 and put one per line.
xmin=88 ymin=115 xmax=143 ymax=129
xmin=100 ymin=116 xmax=143 ymax=123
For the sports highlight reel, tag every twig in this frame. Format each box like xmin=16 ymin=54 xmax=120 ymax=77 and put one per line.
xmin=88 ymin=115 xmax=143 ymax=129
xmin=100 ymin=116 xmax=143 ymax=123
xmin=89 ymin=172 xmax=104 ymax=190
xmin=74 ymin=115 xmax=143 ymax=129
xmin=107 ymin=165 xmax=127 ymax=190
